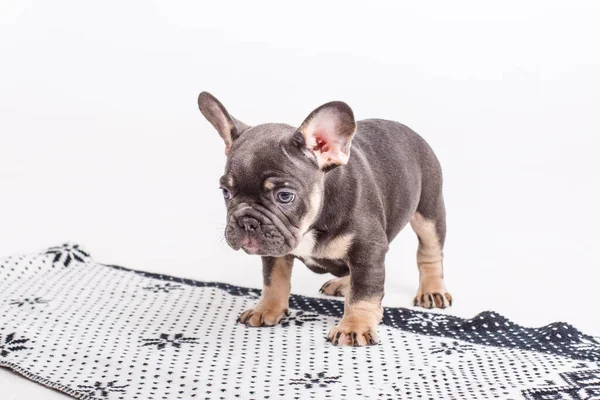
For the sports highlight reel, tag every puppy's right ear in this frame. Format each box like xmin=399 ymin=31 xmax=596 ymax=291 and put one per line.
xmin=197 ymin=92 xmax=249 ymax=155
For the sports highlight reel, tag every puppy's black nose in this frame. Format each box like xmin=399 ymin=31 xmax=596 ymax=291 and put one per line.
xmin=238 ymin=216 xmax=260 ymax=232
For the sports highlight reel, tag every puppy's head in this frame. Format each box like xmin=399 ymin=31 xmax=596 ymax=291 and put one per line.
xmin=198 ymin=92 xmax=356 ymax=257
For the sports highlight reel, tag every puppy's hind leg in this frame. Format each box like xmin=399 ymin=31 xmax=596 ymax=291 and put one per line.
xmin=410 ymin=196 xmax=452 ymax=309
xmin=320 ymin=275 xmax=350 ymax=297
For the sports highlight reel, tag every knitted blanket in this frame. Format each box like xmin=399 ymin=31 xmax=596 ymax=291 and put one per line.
xmin=1 ymin=243 xmax=599 ymax=399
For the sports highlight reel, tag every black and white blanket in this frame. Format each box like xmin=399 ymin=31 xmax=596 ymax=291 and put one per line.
xmin=1 ymin=243 xmax=599 ymax=399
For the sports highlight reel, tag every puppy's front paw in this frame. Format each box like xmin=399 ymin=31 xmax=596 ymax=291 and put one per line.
xmin=327 ymin=319 xmax=379 ymax=347
xmin=237 ymin=303 xmax=289 ymax=327
xmin=319 ymin=276 xmax=350 ymax=297
xmin=414 ymin=280 xmax=453 ymax=309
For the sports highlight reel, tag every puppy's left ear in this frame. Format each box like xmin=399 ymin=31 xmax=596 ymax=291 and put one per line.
xmin=292 ymin=101 xmax=357 ymax=170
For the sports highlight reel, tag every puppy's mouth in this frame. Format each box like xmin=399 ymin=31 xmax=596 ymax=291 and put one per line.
xmin=241 ymin=238 xmax=260 ymax=255
xmin=227 ymin=232 xmax=291 ymax=257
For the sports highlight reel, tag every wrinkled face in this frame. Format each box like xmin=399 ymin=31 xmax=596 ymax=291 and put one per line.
xmin=198 ymin=91 xmax=356 ymax=256
xmin=220 ymin=125 xmax=324 ymax=256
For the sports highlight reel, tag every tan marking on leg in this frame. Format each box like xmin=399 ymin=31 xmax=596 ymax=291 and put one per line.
xmin=410 ymin=212 xmax=452 ymax=309
xmin=319 ymin=275 xmax=350 ymax=297
xmin=327 ymin=297 xmax=382 ymax=347
xmin=314 ymin=233 xmax=353 ymax=260
xmin=239 ymin=257 xmax=292 ymax=327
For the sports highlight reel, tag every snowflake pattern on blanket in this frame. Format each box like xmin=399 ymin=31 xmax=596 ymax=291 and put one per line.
xmin=0 ymin=244 xmax=599 ymax=399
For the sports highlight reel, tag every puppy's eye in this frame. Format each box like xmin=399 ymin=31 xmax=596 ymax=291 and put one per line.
xmin=221 ymin=188 xmax=232 ymax=200
xmin=276 ymin=191 xmax=295 ymax=204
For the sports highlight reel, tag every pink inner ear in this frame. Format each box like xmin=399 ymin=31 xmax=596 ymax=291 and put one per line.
xmin=312 ymin=130 xmax=348 ymax=165
xmin=312 ymin=134 xmax=329 ymax=153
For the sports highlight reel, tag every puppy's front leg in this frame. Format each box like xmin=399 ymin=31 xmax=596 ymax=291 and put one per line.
xmin=328 ymin=243 xmax=385 ymax=346
xmin=238 ymin=255 xmax=293 ymax=327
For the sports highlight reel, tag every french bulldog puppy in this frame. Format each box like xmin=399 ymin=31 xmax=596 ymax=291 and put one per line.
xmin=198 ymin=92 xmax=452 ymax=346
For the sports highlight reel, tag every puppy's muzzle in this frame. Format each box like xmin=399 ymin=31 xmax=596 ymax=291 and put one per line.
xmin=225 ymin=205 xmax=294 ymax=256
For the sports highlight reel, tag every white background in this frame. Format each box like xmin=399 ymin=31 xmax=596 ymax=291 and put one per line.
xmin=1 ymin=1 xmax=600 ymax=398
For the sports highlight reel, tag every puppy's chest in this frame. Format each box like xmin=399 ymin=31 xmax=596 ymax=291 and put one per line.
xmin=291 ymin=230 xmax=353 ymax=275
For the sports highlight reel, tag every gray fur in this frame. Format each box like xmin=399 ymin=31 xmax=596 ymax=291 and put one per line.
xmin=198 ymin=91 xmax=446 ymax=305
